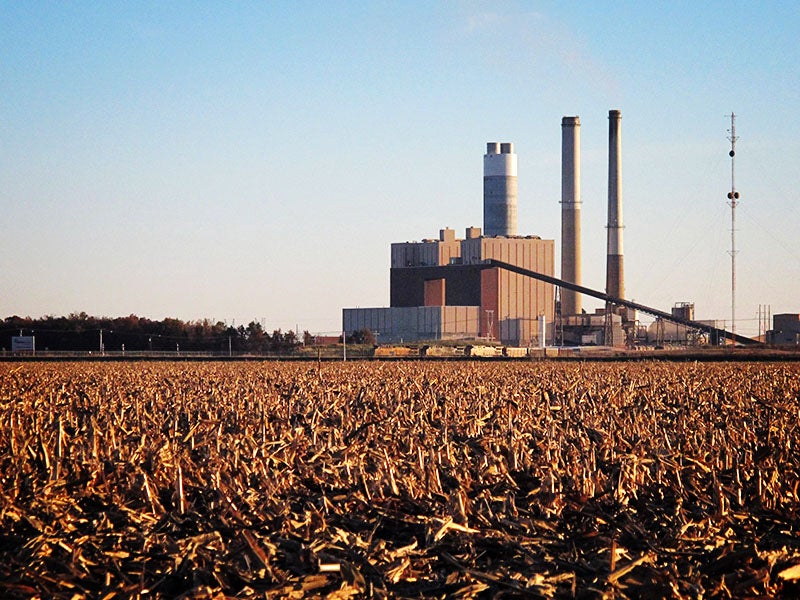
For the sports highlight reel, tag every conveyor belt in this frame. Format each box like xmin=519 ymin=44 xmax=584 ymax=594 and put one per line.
xmin=485 ymin=259 xmax=760 ymax=346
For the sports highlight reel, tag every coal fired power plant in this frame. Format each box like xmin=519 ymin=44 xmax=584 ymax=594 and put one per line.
xmin=342 ymin=112 xmax=625 ymax=347
xmin=343 ymin=108 xmax=766 ymax=350
xmin=342 ymin=111 xmax=631 ymax=347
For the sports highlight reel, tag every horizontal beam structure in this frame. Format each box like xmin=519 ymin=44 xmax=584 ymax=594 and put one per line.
xmin=484 ymin=260 xmax=761 ymax=346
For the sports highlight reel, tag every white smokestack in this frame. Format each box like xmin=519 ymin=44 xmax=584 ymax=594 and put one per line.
xmin=561 ymin=116 xmax=581 ymax=315
xmin=483 ymin=142 xmax=518 ymax=236
xmin=606 ymin=109 xmax=624 ymax=300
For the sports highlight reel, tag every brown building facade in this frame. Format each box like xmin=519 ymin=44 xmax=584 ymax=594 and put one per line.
xmin=347 ymin=227 xmax=555 ymax=346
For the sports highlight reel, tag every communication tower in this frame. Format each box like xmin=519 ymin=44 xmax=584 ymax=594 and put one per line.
xmin=726 ymin=114 xmax=740 ymax=340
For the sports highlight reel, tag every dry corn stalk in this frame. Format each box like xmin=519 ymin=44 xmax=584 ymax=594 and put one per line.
xmin=0 ymin=360 xmax=798 ymax=598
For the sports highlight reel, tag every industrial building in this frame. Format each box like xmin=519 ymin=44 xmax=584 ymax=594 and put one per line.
xmin=344 ymin=142 xmax=555 ymax=346
xmin=643 ymin=303 xmax=723 ymax=345
xmin=344 ymin=112 xmax=631 ymax=348
xmin=344 ymin=110 xmax=764 ymax=350
xmin=769 ymin=314 xmax=800 ymax=345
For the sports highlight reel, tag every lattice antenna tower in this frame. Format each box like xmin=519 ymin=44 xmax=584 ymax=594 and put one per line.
xmin=726 ymin=113 xmax=740 ymax=340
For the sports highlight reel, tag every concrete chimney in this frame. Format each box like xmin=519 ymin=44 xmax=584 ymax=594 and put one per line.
xmin=561 ymin=116 xmax=581 ymax=315
xmin=483 ymin=142 xmax=518 ymax=236
xmin=606 ymin=109 xmax=624 ymax=300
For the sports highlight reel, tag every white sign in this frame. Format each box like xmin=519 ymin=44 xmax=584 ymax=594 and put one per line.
xmin=11 ymin=336 xmax=35 ymax=352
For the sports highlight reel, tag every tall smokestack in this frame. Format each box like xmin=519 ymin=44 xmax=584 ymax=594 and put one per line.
xmin=483 ymin=142 xmax=518 ymax=236
xmin=561 ymin=116 xmax=581 ymax=315
xmin=606 ymin=109 xmax=624 ymax=300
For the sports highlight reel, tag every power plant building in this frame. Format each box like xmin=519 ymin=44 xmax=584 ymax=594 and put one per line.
xmin=769 ymin=314 xmax=800 ymax=345
xmin=343 ymin=111 xmax=780 ymax=350
xmin=344 ymin=143 xmax=555 ymax=345
xmin=345 ymin=114 xmax=638 ymax=348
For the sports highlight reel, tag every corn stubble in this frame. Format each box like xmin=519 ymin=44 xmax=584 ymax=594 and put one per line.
xmin=1 ymin=361 xmax=799 ymax=598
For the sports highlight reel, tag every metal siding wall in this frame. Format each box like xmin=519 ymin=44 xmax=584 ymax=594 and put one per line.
xmin=424 ymin=279 xmax=446 ymax=306
xmin=445 ymin=306 xmax=454 ymax=335
xmin=461 ymin=238 xmax=480 ymax=265
xmin=503 ymin=242 xmax=511 ymax=342
xmin=391 ymin=309 xmax=400 ymax=339
xmin=441 ymin=305 xmax=480 ymax=338
xmin=370 ymin=310 xmax=379 ymax=336
xmin=509 ymin=242 xmax=515 ymax=340
xmin=427 ymin=244 xmax=439 ymax=267
xmin=480 ymin=268 xmax=499 ymax=339
xmin=530 ymin=242 xmax=537 ymax=341
xmin=344 ymin=307 xmax=486 ymax=344
xmin=381 ymin=237 xmax=556 ymax=344
xmin=438 ymin=241 xmax=461 ymax=266
xmin=523 ymin=242 xmax=531 ymax=343
xmin=478 ymin=237 xmax=556 ymax=345
xmin=392 ymin=240 xmax=459 ymax=268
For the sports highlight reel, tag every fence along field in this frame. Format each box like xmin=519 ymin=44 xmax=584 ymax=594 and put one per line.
xmin=1 ymin=361 xmax=799 ymax=598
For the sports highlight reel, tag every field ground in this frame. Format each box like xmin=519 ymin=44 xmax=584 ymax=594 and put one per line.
xmin=1 ymin=361 xmax=799 ymax=598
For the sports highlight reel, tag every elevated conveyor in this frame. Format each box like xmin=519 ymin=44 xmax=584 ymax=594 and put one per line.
xmin=484 ymin=259 xmax=761 ymax=347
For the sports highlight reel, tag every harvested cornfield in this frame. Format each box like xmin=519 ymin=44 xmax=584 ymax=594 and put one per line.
xmin=1 ymin=361 xmax=799 ymax=598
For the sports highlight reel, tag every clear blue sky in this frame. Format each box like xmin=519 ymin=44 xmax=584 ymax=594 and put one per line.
xmin=2 ymin=2 xmax=798 ymax=337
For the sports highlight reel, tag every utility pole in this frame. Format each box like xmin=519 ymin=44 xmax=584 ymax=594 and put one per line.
xmin=726 ymin=113 xmax=740 ymax=341
xmin=758 ymin=304 xmax=762 ymax=340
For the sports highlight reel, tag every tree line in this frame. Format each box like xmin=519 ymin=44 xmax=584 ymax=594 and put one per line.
xmin=1 ymin=313 xmax=308 ymax=354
